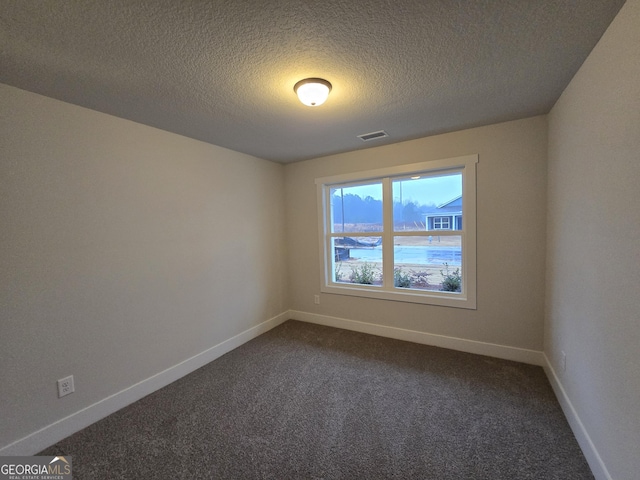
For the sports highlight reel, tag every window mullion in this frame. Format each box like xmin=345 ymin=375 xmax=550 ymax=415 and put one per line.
xmin=382 ymin=177 xmax=394 ymax=289
xmin=393 ymin=230 xmax=462 ymax=237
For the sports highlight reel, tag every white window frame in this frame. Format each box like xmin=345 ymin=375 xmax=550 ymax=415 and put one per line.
xmin=433 ymin=216 xmax=451 ymax=230
xmin=315 ymin=154 xmax=477 ymax=309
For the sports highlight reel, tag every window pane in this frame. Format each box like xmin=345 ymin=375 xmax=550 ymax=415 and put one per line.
xmin=330 ymin=183 xmax=383 ymax=233
xmin=392 ymin=173 xmax=462 ymax=232
xmin=332 ymin=237 xmax=382 ymax=285
xmin=393 ymin=235 xmax=462 ymax=292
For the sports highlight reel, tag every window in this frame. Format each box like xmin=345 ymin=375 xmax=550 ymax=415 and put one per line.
xmin=433 ymin=217 xmax=450 ymax=230
xmin=316 ymin=154 xmax=477 ymax=309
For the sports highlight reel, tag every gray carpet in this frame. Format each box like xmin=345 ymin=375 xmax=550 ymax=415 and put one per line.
xmin=39 ymin=320 xmax=593 ymax=479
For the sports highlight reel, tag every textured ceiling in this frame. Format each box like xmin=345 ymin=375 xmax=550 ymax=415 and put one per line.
xmin=0 ymin=0 xmax=626 ymax=163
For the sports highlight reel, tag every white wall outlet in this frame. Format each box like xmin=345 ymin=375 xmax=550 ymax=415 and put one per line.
xmin=560 ymin=351 xmax=566 ymax=372
xmin=57 ymin=375 xmax=75 ymax=398
xmin=314 ymin=295 xmax=320 ymax=305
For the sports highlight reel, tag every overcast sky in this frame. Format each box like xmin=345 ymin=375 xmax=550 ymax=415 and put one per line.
xmin=332 ymin=173 xmax=462 ymax=206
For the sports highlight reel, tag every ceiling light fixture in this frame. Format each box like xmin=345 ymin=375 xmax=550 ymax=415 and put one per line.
xmin=294 ymin=78 xmax=332 ymax=107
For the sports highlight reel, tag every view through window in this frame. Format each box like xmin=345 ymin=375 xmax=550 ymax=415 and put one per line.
xmin=316 ymin=155 xmax=477 ymax=308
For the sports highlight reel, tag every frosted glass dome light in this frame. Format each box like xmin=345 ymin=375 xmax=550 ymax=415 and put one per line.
xmin=294 ymin=78 xmax=332 ymax=107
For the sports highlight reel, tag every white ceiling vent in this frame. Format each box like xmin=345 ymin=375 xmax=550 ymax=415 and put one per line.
xmin=357 ymin=130 xmax=389 ymax=142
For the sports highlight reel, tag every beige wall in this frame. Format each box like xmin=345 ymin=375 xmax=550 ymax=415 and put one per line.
xmin=0 ymin=84 xmax=288 ymax=450
xmin=285 ymin=116 xmax=547 ymax=350
xmin=546 ymin=0 xmax=640 ymax=478
xmin=3 ymin=2 xmax=636 ymax=470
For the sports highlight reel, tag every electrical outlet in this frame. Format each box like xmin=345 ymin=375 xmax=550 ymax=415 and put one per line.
xmin=560 ymin=351 xmax=566 ymax=372
xmin=57 ymin=375 xmax=75 ymax=398
xmin=314 ymin=295 xmax=320 ymax=305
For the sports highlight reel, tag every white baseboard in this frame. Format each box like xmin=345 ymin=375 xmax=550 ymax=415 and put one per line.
xmin=8 ymin=308 xmax=603 ymax=480
xmin=289 ymin=312 xmax=610 ymax=476
xmin=289 ymin=310 xmax=545 ymax=366
xmin=542 ymin=354 xmax=611 ymax=480
xmin=0 ymin=311 xmax=289 ymax=456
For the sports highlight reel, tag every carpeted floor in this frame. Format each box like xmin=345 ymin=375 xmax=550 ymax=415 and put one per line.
xmin=39 ymin=320 xmax=593 ymax=479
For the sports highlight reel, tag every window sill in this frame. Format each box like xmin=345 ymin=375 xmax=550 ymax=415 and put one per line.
xmin=320 ymin=283 xmax=476 ymax=309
